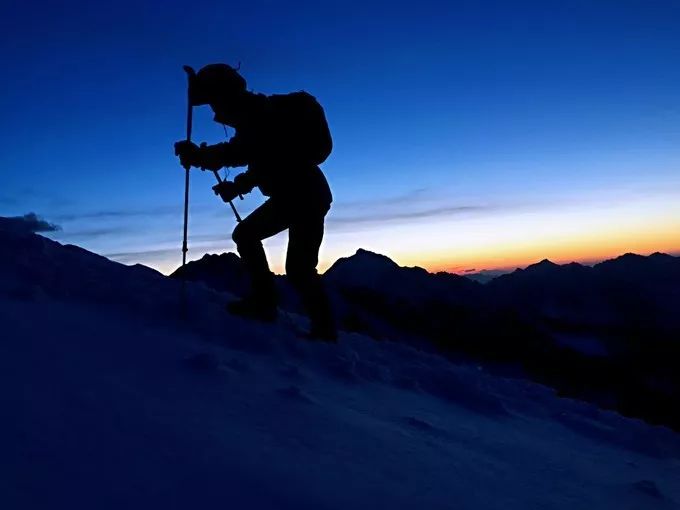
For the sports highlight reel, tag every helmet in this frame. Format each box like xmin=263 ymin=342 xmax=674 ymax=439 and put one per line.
xmin=189 ymin=63 xmax=246 ymax=106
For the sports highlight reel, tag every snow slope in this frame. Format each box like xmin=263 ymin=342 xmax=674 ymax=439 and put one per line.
xmin=1 ymin=230 xmax=679 ymax=510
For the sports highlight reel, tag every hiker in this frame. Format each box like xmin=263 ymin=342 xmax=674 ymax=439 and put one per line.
xmin=174 ymin=64 xmax=336 ymax=341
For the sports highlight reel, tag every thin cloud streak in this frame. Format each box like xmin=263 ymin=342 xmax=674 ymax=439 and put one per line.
xmin=332 ymin=187 xmax=432 ymax=210
xmin=105 ymin=247 xmax=186 ymax=261
xmin=328 ymin=204 xmax=502 ymax=226
xmin=326 ymin=193 xmax=611 ymax=231
xmin=53 ymin=205 xmax=183 ymax=222
xmin=51 ymin=226 xmax=132 ymax=241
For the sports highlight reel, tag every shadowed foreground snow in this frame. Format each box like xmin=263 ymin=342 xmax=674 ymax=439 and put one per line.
xmin=1 ymin=231 xmax=679 ymax=509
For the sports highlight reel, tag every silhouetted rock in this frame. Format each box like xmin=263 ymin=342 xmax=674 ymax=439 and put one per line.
xmin=171 ymin=252 xmax=249 ymax=296
xmin=325 ymin=248 xmax=481 ymax=306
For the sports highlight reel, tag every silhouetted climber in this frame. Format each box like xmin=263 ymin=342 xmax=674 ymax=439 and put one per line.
xmin=174 ymin=64 xmax=336 ymax=341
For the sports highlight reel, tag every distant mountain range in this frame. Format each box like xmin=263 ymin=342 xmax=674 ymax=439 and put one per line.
xmin=462 ymin=269 xmax=509 ymax=284
xmin=173 ymin=249 xmax=680 ymax=430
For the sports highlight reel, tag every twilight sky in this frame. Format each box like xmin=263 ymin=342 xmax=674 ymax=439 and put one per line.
xmin=1 ymin=0 xmax=679 ymax=274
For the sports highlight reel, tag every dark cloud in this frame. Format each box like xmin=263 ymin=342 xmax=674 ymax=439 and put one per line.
xmin=0 ymin=213 xmax=61 ymax=234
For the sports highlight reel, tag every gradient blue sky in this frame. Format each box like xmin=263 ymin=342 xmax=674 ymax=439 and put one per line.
xmin=2 ymin=0 xmax=679 ymax=274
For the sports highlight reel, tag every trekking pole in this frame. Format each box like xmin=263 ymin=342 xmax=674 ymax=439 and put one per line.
xmin=181 ymin=65 xmax=195 ymax=266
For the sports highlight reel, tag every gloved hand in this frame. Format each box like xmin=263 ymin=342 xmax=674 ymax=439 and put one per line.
xmin=212 ymin=180 xmax=240 ymax=203
xmin=233 ymin=172 xmax=254 ymax=194
xmin=174 ymin=141 xmax=224 ymax=171
xmin=174 ymin=140 xmax=201 ymax=169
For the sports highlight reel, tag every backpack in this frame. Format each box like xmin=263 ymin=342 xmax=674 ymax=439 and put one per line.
xmin=270 ymin=91 xmax=333 ymax=165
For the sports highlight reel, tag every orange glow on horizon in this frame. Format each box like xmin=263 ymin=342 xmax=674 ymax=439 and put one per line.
xmin=135 ymin=192 xmax=680 ymax=277
xmin=147 ymin=232 xmax=680 ymax=277
xmin=404 ymin=224 xmax=680 ymax=274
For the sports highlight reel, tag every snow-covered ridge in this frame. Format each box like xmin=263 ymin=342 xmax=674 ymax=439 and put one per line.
xmin=2 ymin=229 xmax=679 ymax=509
xmin=175 ymin=245 xmax=680 ymax=430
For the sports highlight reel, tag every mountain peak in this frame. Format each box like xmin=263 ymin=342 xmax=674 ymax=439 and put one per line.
xmin=354 ymin=248 xmax=395 ymax=262
xmin=200 ymin=251 xmax=241 ymax=263
xmin=616 ymin=252 xmax=644 ymax=260
xmin=525 ymin=258 xmax=558 ymax=271
xmin=325 ymin=248 xmax=399 ymax=276
xmin=173 ymin=251 xmax=242 ymax=274
xmin=170 ymin=250 xmax=248 ymax=294
xmin=649 ymin=251 xmax=674 ymax=260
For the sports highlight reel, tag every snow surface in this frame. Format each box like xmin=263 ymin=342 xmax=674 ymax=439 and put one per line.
xmin=1 ymin=231 xmax=680 ymax=509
